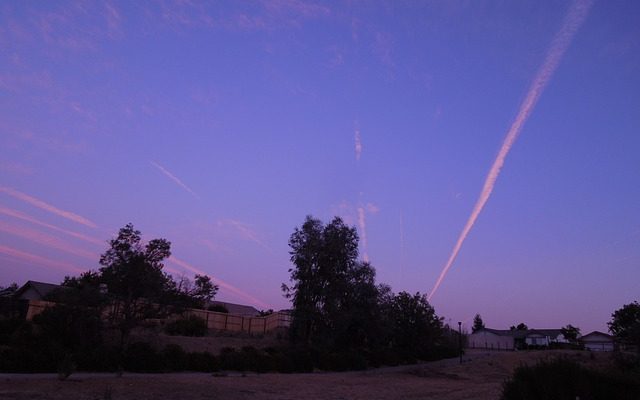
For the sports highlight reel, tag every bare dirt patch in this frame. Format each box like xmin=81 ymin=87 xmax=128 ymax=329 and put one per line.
xmin=0 ymin=350 xmax=608 ymax=400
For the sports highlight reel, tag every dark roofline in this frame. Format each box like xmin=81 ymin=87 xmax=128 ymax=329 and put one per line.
xmin=580 ymin=331 xmax=614 ymax=340
xmin=14 ymin=280 xmax=63 ymax=299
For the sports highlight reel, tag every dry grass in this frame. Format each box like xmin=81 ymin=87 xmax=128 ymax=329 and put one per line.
xmin=0 ymin=350 xmax=608 ymax=400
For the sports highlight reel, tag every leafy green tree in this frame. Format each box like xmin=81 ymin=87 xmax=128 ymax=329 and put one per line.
xmin=472 ymin=313 xmax=485 ymax=333
xmin=560 ymin=324 xmax=581 ymax=343
xmin=608 ymin=301 xmax=640 ymax=349
xmin=283 ymin=216 xmax=379 ymax=349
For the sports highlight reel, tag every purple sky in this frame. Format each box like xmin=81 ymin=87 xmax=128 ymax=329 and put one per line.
xmin=1 ymin=1 xmax=638 ymax=334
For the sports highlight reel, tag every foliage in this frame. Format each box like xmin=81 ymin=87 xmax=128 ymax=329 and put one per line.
xmin=608 ymin=301 xmax=640 ymax=348
xmin=560 ymin=324 xmax=581 ymax=343
xmin=283 ymin=216 xmax=379 ymax=349
xmin=0 ymin=282 xmax=18 ymax=297
xmin=510 ymin=323 xmax=528 ymax=331
xmin=165 ymin=315 xmax=207 ymax=337
xmin=383 ymin=291 xmax=444 ymax=360
xmin=472 ymin=313 xmax=485 ymax=333
xmin=501 ymin=357 xmax=640 ymax=400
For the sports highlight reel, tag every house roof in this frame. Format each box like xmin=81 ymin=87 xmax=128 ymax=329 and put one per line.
xmin=14 ymin=280 xmax=63 ymax=300
xmin=474 ymin=328 xmax=564 ymax=339
xmin=209 ymin=300 xmax=260 ymax=316
xmin=580 ymin=331 xmax=614 ymax=341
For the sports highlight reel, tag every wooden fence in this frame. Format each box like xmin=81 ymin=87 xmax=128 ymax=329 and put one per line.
xmin=22 ymin=299 xmax=291 ymax=335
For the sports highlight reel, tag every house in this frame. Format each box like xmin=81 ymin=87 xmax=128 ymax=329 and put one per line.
xmin=208 ymin=300 xmax=260 ymax=317
xmin=468 ymin=328 xmax=517 ymax=350
xmin=580 ymin=331 xmax=615 ymax=352
xmin=468 ymin=328 xmax=570 ymax=350
xmin=14 ymin=281 xmax=63 ymax=301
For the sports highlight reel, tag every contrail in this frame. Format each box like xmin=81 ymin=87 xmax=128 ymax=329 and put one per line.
xmin=354 ymin=128 xmax=363 ymax=161
xmin=0 ymin=244 xmax=84 ymax=273
xmin=169 ymin=256 xmax=272 ymax=310
xmin=0 ymin=186 xmax=97 ymax=228
xmin=150 ymin=161 xmax=200 ymax=200
xmin=0 ymin=205 xmax=103 ymax=245
xmin=0 ymin=220 xmax=98 ymax=260
xmin=428 ymin=0 xmax=593 ymax=302
xmin=357 ymin=206 xmax=369 ymax=262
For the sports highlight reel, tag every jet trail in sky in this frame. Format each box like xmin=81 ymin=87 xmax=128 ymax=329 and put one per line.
xmin=357 ymin=206 xmax=369 ymax=262
xmin=0 ymin=186 xmax=97 ymax=228
xmin=169 ymin=256 xmax=272 ymax=310
xmin=0 ymin=205 xmax=103 ymax=245
xmin=0 ymin=244 xmax=84 ymax=273
xmin=428 ymin=0 xmax=593 ymax=302
xmin=150 ymin=161 xmax=200 ymax=200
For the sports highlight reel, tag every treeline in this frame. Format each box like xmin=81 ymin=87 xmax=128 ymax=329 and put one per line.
xmin=0 ymin=219 xmax=461 ymax=375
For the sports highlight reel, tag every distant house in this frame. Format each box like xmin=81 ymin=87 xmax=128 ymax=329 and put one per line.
xmin=468 ymin=329 xmax=517 ymax=350
xmin=14 ymin=281 xmax=63 ymax=301
xmin=468 ymin=328 xmax=569 ymax=350
xmin=208 ymin=300 xmax=260 ymax=317
xmin=580 ymin=331 xmax=615 ymax=352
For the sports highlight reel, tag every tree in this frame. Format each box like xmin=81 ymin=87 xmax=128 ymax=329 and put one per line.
xmin=98 ymin=223 xmax=174 ymax=347
xmin=472 ymin=314 xmax=485 ymax=333
xmin=608 ymin=301 xmax=640 ymax=349
xmin=283 ymin=216 xmax=379 ymax=349
xmin=0 ymin=283 xmax=18 ymax=297
xmin=510 ymin=323 xmax=528 ymax=331
xmin=560 ymin=324 xmax=581 ymax=343
xmin=385 ymin=291 xmax=443 ymax=359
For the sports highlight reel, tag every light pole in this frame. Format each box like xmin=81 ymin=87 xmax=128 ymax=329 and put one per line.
xmin=458 ymin=321 xmax=462 ymax=364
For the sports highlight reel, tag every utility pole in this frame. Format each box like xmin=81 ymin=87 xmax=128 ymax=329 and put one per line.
xmin=458 ymin=321 xmax=463 ymax=364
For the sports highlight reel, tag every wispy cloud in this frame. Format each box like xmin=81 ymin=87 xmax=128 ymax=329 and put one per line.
xmin=150 ymin=161 xmax=200 ymax=200
xmin=168 ymin=256 xmax=272 ymax=309
xmin=217 ymin=219 xmax=272 ymax=253
xmin=0 ymin=161 xmax=34 ymax=176
xmin=0 ymin=244 xmax=84 ymax=274
xmin=428 ymin=0 xmax=594 ymax=302
xmin=0 ymin=205 xmax=103 ymax=246
xmin=0 ymin=220 xmax=97 ymax=261
xmin=354 ymin=127 xmax=363 ymax=161
xmin=357 ymin=206 xmax=369 ymax=262
xmin=0 ymin=186 xmax=97 ymax=228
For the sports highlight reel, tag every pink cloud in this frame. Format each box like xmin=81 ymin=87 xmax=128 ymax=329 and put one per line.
xmin=0 ymin=244 xmax=84 ymax=274
xmin=0 ymin=186 xmax=97 ymax=228
xmin=0 ymin=205 xmax=103 ymax=246
xmin=0 ymin=220 xmax=97 ymax=261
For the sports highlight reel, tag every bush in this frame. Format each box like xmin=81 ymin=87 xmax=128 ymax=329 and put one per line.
xmin=165 ymin=315 xmax=207 ymax=337
xmin=124 ymin=342 xmax=163 ymax=372
xmin=186 ymin=351 xmax=219 ymax=372
xmin=501 ymin=357 xmax=640 ymax=400
xmin=163 ymin=344 xmax=188 ymax=371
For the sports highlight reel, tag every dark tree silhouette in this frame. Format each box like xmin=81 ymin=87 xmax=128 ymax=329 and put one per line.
xmin=472 ymin=313 xmax=485 ymax=333
xmin=283 ymin=216 xmax=379 ymax=349
xmin=608 ymin=301 xmax=640 ymax=350
xmin=560 ymin=324 xmax=581 ymax=343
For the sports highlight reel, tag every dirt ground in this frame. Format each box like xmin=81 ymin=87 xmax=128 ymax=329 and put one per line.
xmin=0 ymin=350 xmax=607 ymax=400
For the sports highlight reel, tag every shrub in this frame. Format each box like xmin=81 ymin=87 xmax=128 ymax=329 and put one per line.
xmin=165 ymin=315 xmax=207 ymax=337
xmin=163 ymin=344 xmax=188 ymax=371
xmin=124 ymin=342 xmax=163 ymax=372
xmin=501 ymin=357 xmax=640 ymax=400
xmin=186 ymin=351 xmax=219 ymax=372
